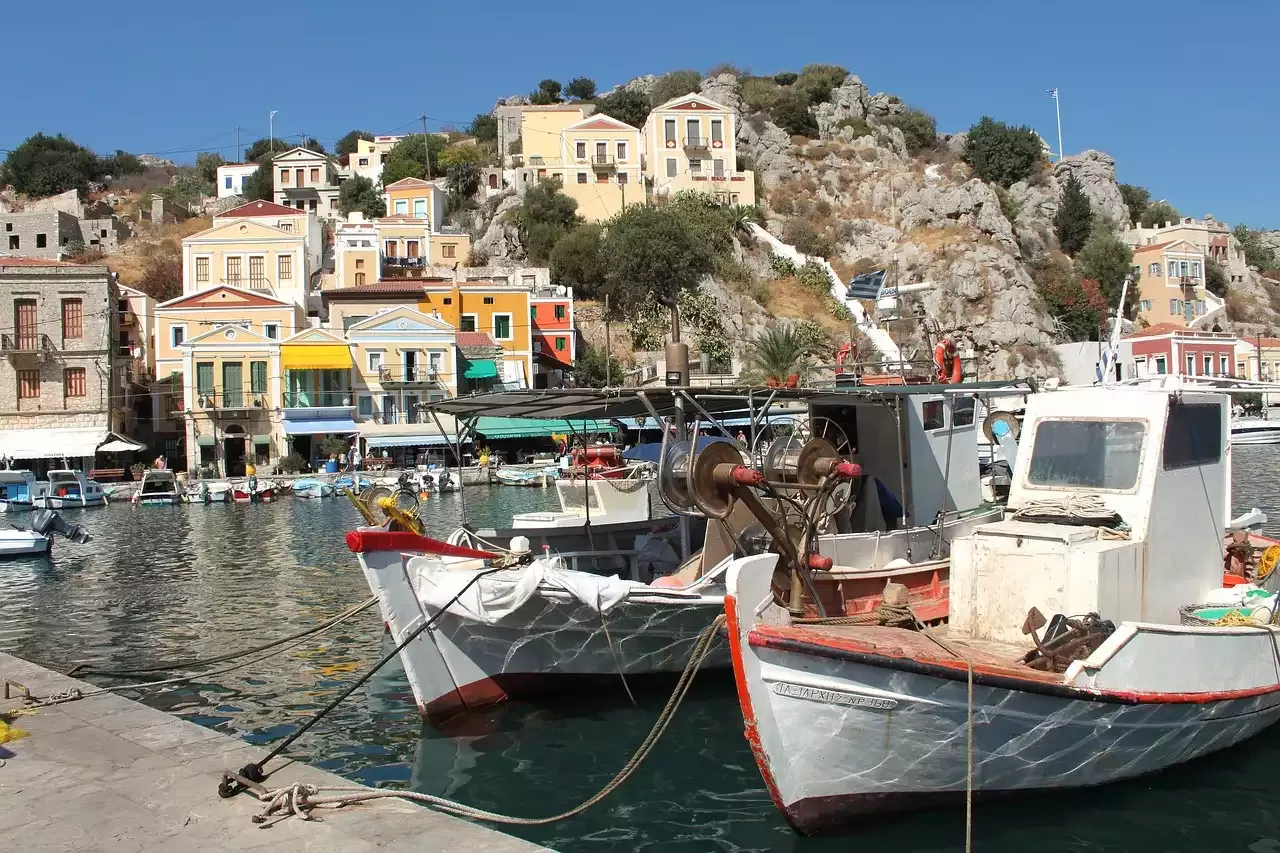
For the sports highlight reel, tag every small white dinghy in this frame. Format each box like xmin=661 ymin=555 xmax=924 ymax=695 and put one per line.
xmin=0 ymin=510 xmax=91 ymax=558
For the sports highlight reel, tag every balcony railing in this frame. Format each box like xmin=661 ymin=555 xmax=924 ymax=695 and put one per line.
xmin=683 ymin=135 xmax=708 ymax=150
xmin=224 ymin=277 xmax=274 ymax=292
xmin=1 ymin=333 xmax=55 ymax=356
xmin=283 ymin=391 xmax=352 ymax=408
xmin=372 ymin=410 xmax=424 ymax=426
xmin=383 ymin=256 xmax=427 ymax=268
xmin=590 ymin=154 xmax=615 ymax=169
xmin=377 ymin=366 xmax=443 ymax=385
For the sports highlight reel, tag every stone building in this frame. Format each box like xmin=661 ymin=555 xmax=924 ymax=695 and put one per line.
xmin=0 ymin=209 xmax=130 ymax=260
xmin=0 ymin=259 xmax=136 ymax=468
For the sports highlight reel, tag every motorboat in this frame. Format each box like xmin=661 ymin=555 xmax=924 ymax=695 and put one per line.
xmin=494 ymin=466 xmax=557 ymax=488
xmin=0 ymin=509 xmax=91 ymax=557
xmin=185 ymin=480 xmax=233 ymax=503
xmin=333 ymin=474 xmax=373 ymax=494
xmin=131 ymin=469 xmax=181 ymax=505
xmin=33 ymin=470 xmax=106 ymax=509
xmin=233 ymin=476 xmax=278 ymax=503
xmin=723 ymin=382 xmax=1280 ymax=835
xmin=1231 ymin=416 xmax=1280 ymax=445
xmin=0 ymin=470 xmax=38 ymax=513
xmin=417 ymin=465 xmax=457 ymax=494
xmin=293 ymin=477 xmax=336 ymax=499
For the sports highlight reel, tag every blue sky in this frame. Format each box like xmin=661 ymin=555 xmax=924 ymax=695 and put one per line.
xmin=5 ymin=0 xmax=1275 ymax=225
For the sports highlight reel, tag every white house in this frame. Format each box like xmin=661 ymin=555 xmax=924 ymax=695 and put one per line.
xmin=215 ymin=164 xmax=260 ymax=199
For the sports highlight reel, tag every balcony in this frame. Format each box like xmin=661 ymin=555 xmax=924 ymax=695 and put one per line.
xmin=590 ymin=154 xmax=615 ymax=170
xmin=383 ymin=256 xmax=428 ymax=269
xmin=683 ymin=135 xmax=709 ymax=150
xmin=284 ymin=391 xmax=351 ymax=408
xmin=1 ymin=333 xmax=55 ymax=360
xmin=225 ymin=277 xmax=274 ymax=293
xmin=192 ymin=391 xmax=269 ymax=411
xmin=377 ymin=365 xmax=444 ymax=387
xmin=1180 ymin=275 xmax=1200 ymax=290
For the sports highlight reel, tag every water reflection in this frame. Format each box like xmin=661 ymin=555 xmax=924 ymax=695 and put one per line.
xmin=1 ymin=459 xmax=1279 ymax=852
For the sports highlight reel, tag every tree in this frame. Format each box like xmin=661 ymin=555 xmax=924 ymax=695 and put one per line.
xmin=1 ymin=133 xmax=103 ymax=196
xmin=514 ymin=179 xmax=581 ymax=264
xmin=565 ymin=77 xmax=597 ymax=100
xmin=600 ymin=204 xmax=714 ymax=323
xmin=1233 ymin=224 xmax=1277 ymax=271
xmin=240 ymin=155 xmax=274 ymax=201
xmin=745 ymin=325 xmax=816 ymax=386
xmin=468 ymin=114 xmax=498 ymax=143
xmin=135 ymin=246 xmax=183 ymax=302
xmin=648 ymin=70 xmax=702 ymax=108
xmin=1054 ymin=176 xmax=1093 ymax=256
xmin=963 ymin=117 xmax=1044 ymax=188
xmin=1075 ymin=228 xmax=1134 ymax=308
xmin=794 ymin=64 xmax=849 ymax=106
xmin=550 ymin=223 xmax=606 ymax=298
xmin=336 ymin=130 xmax=374 ymax=157
xmin=1118 ymin=183 xmax=1150 ymax=226
xmin=773 ymin=71 xmax=799 ymax=86
xmin=594 ymin=88 xmax=650 ymax=128
xmin=1139 ymin=200 xmax=1180 ymax=228
xmin=771 ymin=92 xmax=819 ymax=137
xmin=1205 ymin=259 xmax=1228 ymax=298
xmin=446 ymin=161 xmax=481 ymax=201
xmin=573 ymin=344 xmax=624 ymax=388
xmin=886 ymin=108 xmax=937 ymax=155
xmin=337 ymin=174 xmax=384 ymax=219
xmin=244 ymin=138 xmax=291 ymax=163
xmin=102 ymin=150 xmax=145 ymax=177
xmin=194 ymin=152 xmax=226 ymax=184
xmin=1032 ymin=255 xmax=1108 ymax=341
xmin=530 ymin=78 xmax=563 ymax=105
xmin=296 ymin=136 xmax=326 ymax=154
xmin=382 ymin=133 xmax=447 ymax=185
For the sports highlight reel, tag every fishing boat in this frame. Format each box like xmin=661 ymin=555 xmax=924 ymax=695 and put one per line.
xmin=293 ymin=477 xmax=336 ymax=499
xmin=232 ymin=476 xmax=278 ymax=503
xmin=0 ymin=509 xmax=91 ymax=557
xmin=185 ymin=480 xmax=233 ymax=503
xmin=333 ymin=474 xmax=373 ymax=494
xmin=723 ymin=380 xmax=1280 ymax=835
xmin=33 ymin=470 xmax=106 ymax=509
xmin=0 ymin=470 xmax=38 ymax=513
xmin=131 ymin=469 xmax=181 ymax=505
xmin=418 ymin=466 xmax=458 ymax=494
xmin=494 ymin=466 xmax=557 ymax=488
xmin=1230 ymin=416 xmax=1280 ymax=445
xmin=353 ymin=379 xmax=1029 ymax=726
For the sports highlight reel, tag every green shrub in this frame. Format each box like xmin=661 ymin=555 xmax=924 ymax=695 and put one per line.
xmin=280 ymin=453 xmax=306 ymax=474
xmin=830 ymin=301 xmax=852 ymax=322
xmin=648 ymin=70 xmax=702 ymax=108
xmin=885 ymin=108 xmax=937 ymax=155
xmin=795 ymin=64 xmax=849 ymax=106
xmin=796 ymin=260 xmax=832 ymax=292
xmin=1205 ymin=259 xmax=1228 ymax=298
xmin=770 ymin=253 xmax=798 ymax=277
xmin=771 ymin=92 xmax=818 ymax=137
xmin=1053 ymin=176 xmax=1092 ymax=255
xmin=773 ymin=71 xmax=798 ymax=86
xmin=1139 ymin=200 xmax=1180 ymax=228
xmin=594 ymin=87 xmax=650 ymax=128
xmin=782 ymin=219 xmax=834 ymax=258
xmin=963 ymin=116 xmax=1043 ymax=188
xmin=713 ymin=253 xmax=754 ymax=285
xmin=833 ymin=117 xmax=872 ymax=139
xmin=741 ymin=77 xmax=782 ymax=113
xmin=707 ymin=63 xmax=744 ymax=78
xmin=1118 ymin=183 xmax=1150 ymax=225
xmin=994 ymin=186 xmax=1022 ymax=228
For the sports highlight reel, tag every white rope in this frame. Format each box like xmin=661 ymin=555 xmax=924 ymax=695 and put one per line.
xmin=1010 ymin=494 xmax=1115 ymax=523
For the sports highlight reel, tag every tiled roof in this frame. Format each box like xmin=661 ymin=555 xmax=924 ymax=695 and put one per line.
xmin=1133 ymin=241 xmax=1176 ymax=254
xmin=456 ymin=331 xmax=498 ymax=348
xmin=1126 ymin=322 xmax=1234 ymax=340
xmin=216 ymin=200 xmax=299 ymax=218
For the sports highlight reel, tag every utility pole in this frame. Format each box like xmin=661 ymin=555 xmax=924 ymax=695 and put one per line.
xmin=236 ymin=126 xmax=242 ymax=162
xmin=269 ymin=110 xmax=278 ymax=154
xmin=1048 ymin=88 xmax=1063 ymax=162
xmin=421 ymin=115 xmax=432 ymax=180
xmin=605 ymin=294 xmax=612 ymax=387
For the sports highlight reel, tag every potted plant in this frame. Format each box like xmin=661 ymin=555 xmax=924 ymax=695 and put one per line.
xmin=129 ymin=462 xmax=147 ymax=480
xmin=319 ymin=436 xmax=348 ymax=473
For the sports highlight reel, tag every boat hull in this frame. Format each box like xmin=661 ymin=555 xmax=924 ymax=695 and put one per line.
xmin=32 ymin=496 xmax=105 ymax=509
xmin=1231 ymin=426 xmax=1280 ymax=445
xmin=0 ymin=500 xmax=32 ymax=513
xmin=233 ymin=488 xmax=277 ymax=503
xmin=0 ymin=533 xmax=51 ymax=557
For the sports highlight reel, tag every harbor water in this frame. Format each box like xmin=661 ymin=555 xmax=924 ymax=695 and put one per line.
xmin=5 ymin=463 xmax=1280 ymax=852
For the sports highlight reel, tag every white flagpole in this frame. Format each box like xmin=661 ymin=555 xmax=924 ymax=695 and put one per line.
xmin=1053 ymin=90 xmax=1064 ymax=162
xmin=1101 ymin=278 xmax=1129 ymax=386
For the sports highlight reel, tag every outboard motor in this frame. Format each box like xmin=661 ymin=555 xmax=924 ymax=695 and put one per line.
xmin=31 ymin=509 xmax=91 ymax=544
xmin=199 ymin=480 xmax=211 ymax=503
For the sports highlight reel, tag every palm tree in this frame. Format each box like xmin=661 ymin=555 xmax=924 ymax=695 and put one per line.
xmin=746 ymin=325 xmax=813 ymax=387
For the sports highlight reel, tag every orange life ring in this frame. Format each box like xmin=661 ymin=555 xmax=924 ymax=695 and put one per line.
xmin=934 ymin=340 xmax=962 ymax=384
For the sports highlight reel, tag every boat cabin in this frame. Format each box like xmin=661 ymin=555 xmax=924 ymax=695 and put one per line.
xmin=0 ymin=470 xmax=37 ymax=507
xmin=137 ymin=469 xmax=179 ymax=498
xmin=512 ymin=478 xmax=650 ymax=530
xmin=951 ymin=386 xmax=1229 ymax=644
xmin=41 ymin=470 xmax=104 ymax=500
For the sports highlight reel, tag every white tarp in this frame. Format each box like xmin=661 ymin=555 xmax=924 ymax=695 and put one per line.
xmin=0 ymin=426 xmax=108 ymax=460
xmin=407 ymin=557 xmax=642 ymax=624
xmin=98 ymin=434 xmax=146 ymax=453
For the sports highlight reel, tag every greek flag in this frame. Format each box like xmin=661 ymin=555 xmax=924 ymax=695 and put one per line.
xmin=846 ymin=270 xmax=886 ymax=299
xmin=1096 ymin=344 xmax=1115 ymax=384
xmin=1047 ymin=88 xmax=1058 ymax=99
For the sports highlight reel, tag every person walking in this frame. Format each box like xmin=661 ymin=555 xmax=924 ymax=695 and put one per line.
xmin=351 ymin=443 xmax=363 ymax=472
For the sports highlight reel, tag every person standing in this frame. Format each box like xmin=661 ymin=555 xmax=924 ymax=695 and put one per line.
xmin=351 ymin=443 xmax=362 ymax=471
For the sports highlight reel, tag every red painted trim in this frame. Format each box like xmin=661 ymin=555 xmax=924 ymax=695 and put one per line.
xmin=725 ymin=594 xmax=788 ymax=814
xmin=344 ymin=529 xmax=498 ymax=559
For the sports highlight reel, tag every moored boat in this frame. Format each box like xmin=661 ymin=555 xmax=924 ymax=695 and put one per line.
xmin=293 ymin=477 xmax=336 ymax=499
xmin=0 ymin=469 xmax=38 ymax=513
xmin=131 ymin=469 xmax=181 ymax=505
xmin=1231 ymin=416 xmax=1280 ymax=445
xmin=232 ymin=476 xmax=278 ymax=503
xmin=494 ymin=466 xmax=556 ymax=488
xmin=0 ymin=509 xmax=91 ymax=557
xmin=185 ymin=480 xmax=233 ymax=503
xmin=33 ymin=470 xmax=106 ymax=509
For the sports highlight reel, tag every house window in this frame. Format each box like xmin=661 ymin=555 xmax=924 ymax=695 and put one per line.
xmin=666 ymin=159 xmax=677 ymax=178
xmin=713 ymin=159 xmax=725 ymax=177
xmin=664 ymin=119 xmax=676 ymax=145
xmin=278 ymin=255 xmax=292 ymax=280
xmin=1192 ymin=261 xmax=1202 ymax=278
xmin=483 ymin=296 xmax=494 ymax=305
xmin=61 ymin=299 xmax=83 ymax=340
xmin=196 ymin=257 xmax=210 ymax=283
xmin=279 ymin=169 xmax=290 ymax=184
xmin=596 ymin=141 xmax=607 ymax=162
xmin=63 ymin=367 xmax=86 ymax=398
xmin=689 ymin=159 xmax=701 ymax=173
xmin=1169 ymin=298 xmax=1181 ymax=315
xmin=385 ymin=240 xmax=397 ymax=257
xmin=1148 ymin=262 xmax=1160 ymax=277
xmin=554 ymin=304 xmax=566 ymax=320
xmin=1154 ymin=355 xmax=1167 ymax=375
xmin=443 ymin=297 xmax=452 ymax=305
xmin=17 ymin=369 xmax=39 ymax=399
xmin=406 ymin=240 xmax=419 ymax=258
xmin=357 ymin=395 xmax=373 ymax=417
xmin=555 ymin=336 xmax=566 ymax=351
xmin=196 ymin=361 xmax=214 ymax=396
xmin=577 ymin=173 xmax=587 ymax=184
xmin=1139 ymin=299 xmax=1152 ymax=312
xmin=264 ymin=323 xmax=279 ymax=340
xmin=617 ymin=141 xmax=627 ymax=161
xmin=355 ymin=258 xmax=364 ymax=269
xmin=394 ymin=199 xmax=408 ymax=214
xmin=309 ymin=168 xmax=319 ymax=182
xmin=225 ymin=176 xmax=233 ymax=189
xmin=597 ymin=172 xmax=609 ymax=183
xmin=1197 ymin=300 xmax=1206 ymax=315
xmin=8 ymin=236 xmax=18 ymax=250
xmin=460 ymin=314 xmax=477 ymax=332
xmin=1185 ymin=353 xmax=1195 ymax=375
xmin=618 ymin=171 xmax=628 ymax=185
xmin=355 ymin=272 xmax=366 ymax=285
xmin=530 ymin=305 xmax=537 ymax=321
xmin=442 ymin=244 xmax=456 ymax=259
xmin=308 ymin=199 xmax=317 ymax=212
xmin=171 ymin=325 xmax=185 ymax=348
xmin=493 ymin=314 xmax=512 ymax=340
xmin=1204 ymin=354 xmax=1214 ymax=375
xmin=1221 ymin=355 xmax=1231 ymax=376
xmin=413 ymin=198 xmax=426 ymax=218
xmin=250 ymin=361 xmax=267 ymax=394
xmin=711 ymin=119 xmax=723 ymax=144
xmin=576 ymin=141 xmax=587 ymax=159
xmin=249 ymin=256 xmax=265 ymax=288
xmin=36 ymin=233 xmax=47 ymax=248
xmin=227 ymin=256 xmax=242 ymax=285
xmin=368 ymin=351 xmax=383 ymax=373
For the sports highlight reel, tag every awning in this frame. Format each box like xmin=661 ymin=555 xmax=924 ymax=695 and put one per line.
xmin=283 ymin=417 xmax=357 ymax=436
xmin=0 ymin=426 xmax=108 ymax=459
xmin=253 ymin=435 xmax=271 ymax=445
xmin=98 ymin=433 xmax=147 ymax=453
xmin=196 ymin=436 xmax=216 ymax=447
xmin=471 ymin=417 xmax=619 ymax=440
xmin=363 ymin=433 xmax=459 ymax=448
xmin=281 ymin=344 xmax=353 ymax=370
xmin=463 ymin=359 xmax=499 ymax=380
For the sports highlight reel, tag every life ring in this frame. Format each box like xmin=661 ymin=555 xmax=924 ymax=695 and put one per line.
xmin=934 ymin=339 xmax=962 ymax=384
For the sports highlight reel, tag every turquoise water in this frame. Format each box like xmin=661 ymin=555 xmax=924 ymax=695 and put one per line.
xmin=3 ymin=467 xmax=1280 ymax=852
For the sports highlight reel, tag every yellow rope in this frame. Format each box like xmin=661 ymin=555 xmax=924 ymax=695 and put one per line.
xmin=1258 ymin=545 xmax=1280 ymax=581
xmin=1215 ymin=610 xmax=1265 ymax=627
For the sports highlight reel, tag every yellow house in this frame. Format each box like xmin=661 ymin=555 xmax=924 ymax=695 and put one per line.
xmin=182 ymin=218 xmax=311 ymax=310
xmin=519 ymin=106 xmax=587 ymax=171
xmin=212 ymin=199 xmax=324 ymax=273
xmin=555 ymin=114 xmax=643 ymax=222
xmin=1132 ymin=239 xmax=1222 ymax=328
xmin=154 ymin=286 xmax=304 ymax=385
xmin=333 ymin=216 xmax=380 ymax=288
xmin=279 ymin=327 xmax=358 ymax=467
xmin=333 ymin=211 xmax=470 ymax=288
xmin=643 ymin=94 xmax=756 ymax=206
xmin=384 ymin=177 xmax=446 ymax=224
xmin=349 ymin=134 xmax=406 ymax=183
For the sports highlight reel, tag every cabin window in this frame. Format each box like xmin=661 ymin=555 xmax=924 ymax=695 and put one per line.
xmin=1163 ymin=402 xmax=1222 ymax=470
xmin=1027 ymin=419 xmax=1145 ymax=491
xmin=922 ymin=400 xmax=946 ymax=431
xmin=952 ymin=396 xmax=976 ymax=427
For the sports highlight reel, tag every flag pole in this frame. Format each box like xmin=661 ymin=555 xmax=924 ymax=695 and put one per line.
xmin=1053 ymin=89 xmax=1064 ymax=162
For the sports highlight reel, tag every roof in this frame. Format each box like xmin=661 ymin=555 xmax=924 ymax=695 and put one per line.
xmin=216 ymin=200 xmax=302 ymax=218
xmin=0 ymin=257 xmax=82 ymax=268
xmin=1126 ymin=322 xmax=1235 ymax=341
xmin=321 ymin=281 xmax=439 ymax=300
xmin=1133 ymin=239 xmax=1201 ymax=255
xmin=456 ymin=331 xmax=498 ymax=348
xmin=383 ymin=177 xmax=435 ymax=190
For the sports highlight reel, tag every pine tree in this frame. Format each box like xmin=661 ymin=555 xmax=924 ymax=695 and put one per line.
xmin=1054 ymin=175 xmax=1093 ymax=256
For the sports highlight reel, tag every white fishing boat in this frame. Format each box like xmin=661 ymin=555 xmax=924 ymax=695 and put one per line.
xmin=723 ymin=381 xmax=1280 ymax=835
xmin=131 ymin=469 xmax=181 ymax=505
xmin=0 ymin=510 xmax=91 ymax=557
xmin=418 ymin=466 xmax=458 ymax=494
xmin=33 ymin=470 xmax=106 ymax=509
xmin=292 ymin=477 xmax=336 ymax=499
xmin=185 ymin=480 xmax=233 ymax=503
xmin=1231 ymin=416 xmax=1280 ymax=445
xmin=494 ymin=466 xmax=557 ymax=488
xmin=0 ymin=469 xmax=38 ymax=513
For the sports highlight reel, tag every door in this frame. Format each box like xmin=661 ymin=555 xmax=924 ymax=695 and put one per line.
xmin=404 ymin=350 xmax=418 ymax=382
xmin=223 ymin=437 xmax=246 ymax=477
xmin=382 ymin=394 xmax=397 ymax=424
xmin=404 ymin=394 xmax=420 ymax=425
xmin=14 ymin=299 xmax=36 ymax=350
xmin=295 ymin=168 xmax=305 ymax=187
xmin=222 ymin=362 xmax=243 ymax=408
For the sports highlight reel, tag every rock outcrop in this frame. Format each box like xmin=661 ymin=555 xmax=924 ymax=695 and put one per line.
xmin=814 ymin=75 xmax=870 ymax=138
xmin=1053 ymin=150 xmax=1128 ymax=226
xmin=737 ymin=115 xmax=798 ymax=189
xmin=471 ymin=194 xmax=524 ymax=262
xmin=698 ymin=74 xmax=743 ymax=115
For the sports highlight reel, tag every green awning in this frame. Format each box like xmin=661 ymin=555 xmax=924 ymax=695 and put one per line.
xmin=253 ymin=435 xmax=271 ymax=445
xmin=463 ymin=359 xmax=499 ymax=380
xmin=196 ymin=436 xmax=215 ymax=447
xmin=472 ymin=417 xmax=620 ymax=440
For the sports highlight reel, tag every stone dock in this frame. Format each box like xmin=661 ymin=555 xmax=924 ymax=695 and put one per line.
xmin=0 ymin=651 xmax=553 ymax=852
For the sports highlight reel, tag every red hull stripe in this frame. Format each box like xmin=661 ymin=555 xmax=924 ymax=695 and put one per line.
xmin=749 ymin=632 xmax=1280 ymax=706
xmin=345 ymin=529 xmax=498 ymax=560
xmin=725 ymin=595 xmax=789 ymax=814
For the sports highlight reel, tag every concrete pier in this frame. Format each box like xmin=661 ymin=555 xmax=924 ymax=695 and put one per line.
xmin=0 ymin=652 xmax=553 ymax=852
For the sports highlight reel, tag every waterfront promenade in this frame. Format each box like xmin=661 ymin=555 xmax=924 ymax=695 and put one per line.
xmin=0 ymin=651 xmax=552 ymax=852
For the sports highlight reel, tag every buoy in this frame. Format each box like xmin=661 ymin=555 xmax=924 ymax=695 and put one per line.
xmin=934 ymin=337 xmax=962 ymax=384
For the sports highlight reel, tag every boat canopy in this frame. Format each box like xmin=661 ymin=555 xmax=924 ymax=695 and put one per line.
xmin=471 ymin=417 xmax=619 ymax=440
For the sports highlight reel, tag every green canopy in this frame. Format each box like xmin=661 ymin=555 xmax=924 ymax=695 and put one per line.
xmin=472 ymin=417 xmax=619 ymax=440
xmin=462 ymin=359 xmax=499 ymax=380
xmin=196 ymin=436 xmax=215 ymax=447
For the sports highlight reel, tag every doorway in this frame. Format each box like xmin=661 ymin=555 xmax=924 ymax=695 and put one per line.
xmin=223 ymin=424 xmax=247 ymax=476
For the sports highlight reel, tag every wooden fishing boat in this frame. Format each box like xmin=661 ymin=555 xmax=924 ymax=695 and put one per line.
xmin=33 ymin=470 xmax=106 ymax=509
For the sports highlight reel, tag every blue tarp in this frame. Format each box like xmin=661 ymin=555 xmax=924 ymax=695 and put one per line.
xmin=622 ymin=436 xmax=737 ymax=464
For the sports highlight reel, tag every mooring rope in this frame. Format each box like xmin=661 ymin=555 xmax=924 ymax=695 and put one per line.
xmin=230 ymin=615 xmax=726 ymax=827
